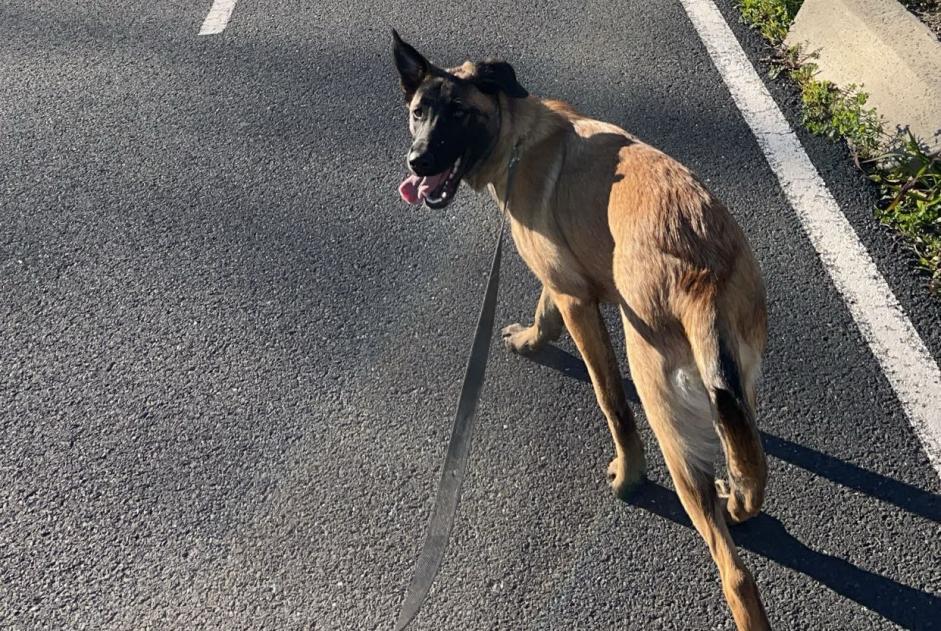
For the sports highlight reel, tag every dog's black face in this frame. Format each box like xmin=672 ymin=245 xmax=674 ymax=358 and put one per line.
xmin=393 ymin=30 xmax=528 ymax=209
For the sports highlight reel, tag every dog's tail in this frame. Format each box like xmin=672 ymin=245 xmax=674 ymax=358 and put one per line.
xmin=684 ymin=302 xmax=752 ymax=423
xmin=690 ymin=318 xmax=750 ymax=424
xmin=684 ymin=302 xmax=766 ymax=519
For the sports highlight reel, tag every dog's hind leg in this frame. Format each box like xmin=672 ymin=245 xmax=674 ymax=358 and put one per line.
xmin=624 ymin=325 xmax=769 ymax=631
xmin=502 ymin=285 xmax=564 ymax=354
xmin=553 ymin=293 xmax=646 ymax=498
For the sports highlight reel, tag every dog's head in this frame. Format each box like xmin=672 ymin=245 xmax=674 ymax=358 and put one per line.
xmin=392 ymin=30 xmax=528 ymax=209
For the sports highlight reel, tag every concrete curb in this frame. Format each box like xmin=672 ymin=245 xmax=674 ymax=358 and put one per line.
xmin=786 ymin=0 xmax=941 ymax=151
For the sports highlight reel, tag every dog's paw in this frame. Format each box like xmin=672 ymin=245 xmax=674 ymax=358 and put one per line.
xmin=715 ymin=478 xmax=760 ymax=525
xmin=501 ymin=323 xmax=539 ymax=354
xmin=607 ymin=456 xmax=646 ymax=501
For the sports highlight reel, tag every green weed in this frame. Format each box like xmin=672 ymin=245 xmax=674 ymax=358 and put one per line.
xmin=868 ymin=134 xmax=941 ymax=290
xmin=738 ymin=0 xmax=803 ymax=43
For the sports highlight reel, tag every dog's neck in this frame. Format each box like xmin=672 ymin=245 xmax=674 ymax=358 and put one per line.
xmin=465 ymin=95 xmax=569 ymax=206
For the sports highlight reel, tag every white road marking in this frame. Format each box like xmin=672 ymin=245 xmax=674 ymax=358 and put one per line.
xmin=679 ymin=0 xmax=941 ymax=476
xmin=199 ymin=0 xmax=238 ymax=35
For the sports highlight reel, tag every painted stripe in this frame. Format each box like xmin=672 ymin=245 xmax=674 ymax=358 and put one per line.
xmin=199 ymin=0 xmax=238 ymax=35
xmin=678 ymin=0 xmax=941 ymax=475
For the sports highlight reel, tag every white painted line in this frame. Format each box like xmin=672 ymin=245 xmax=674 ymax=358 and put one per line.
xmin=679 ymin=0 xmax=941 ymax=476
xmin=199 ymin=0 xmax=238 ymax=35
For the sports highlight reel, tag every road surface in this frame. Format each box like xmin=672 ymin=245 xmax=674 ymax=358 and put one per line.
xmin=2 ymin=1 xmax=939 ymax=629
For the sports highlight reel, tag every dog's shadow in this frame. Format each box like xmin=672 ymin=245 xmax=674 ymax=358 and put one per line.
xmin=526 ymin=343 xmax=640 ymax=403
xmin=520 ymin=343 xmax=941 ymax=629
xmin=632 ymin=483 xmax=941 ymax=629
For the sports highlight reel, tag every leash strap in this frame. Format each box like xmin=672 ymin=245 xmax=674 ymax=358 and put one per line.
xmin=395 ymin=151 xmax=519 ymax=630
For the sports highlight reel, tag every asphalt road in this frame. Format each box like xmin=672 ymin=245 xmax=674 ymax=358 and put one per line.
xmin=2 ymin=1 xmax=939 ymax=630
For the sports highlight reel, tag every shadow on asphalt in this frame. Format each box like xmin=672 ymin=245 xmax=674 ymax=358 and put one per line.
xmin=526 ymin=344 xmax=940 ymax=523
xmin=761 ymin=432 xmax=941 ymax=524
xmin=525 ymin=343 xmax=640 ymax=404
xmin=520 ymin=342 xmax=941 ymax=628
xmin=631 ymin=482 xmax=941 ymax=630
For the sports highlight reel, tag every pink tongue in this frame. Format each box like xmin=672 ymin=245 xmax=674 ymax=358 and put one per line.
xmin=399 ymin=175 xmax=422 ymax=204
xmin=398 ymin=170 xmax=450 ymax=205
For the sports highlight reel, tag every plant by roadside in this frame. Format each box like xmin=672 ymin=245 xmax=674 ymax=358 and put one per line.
xmin=868 ymin=135 xmax=941 ymax=291
xmin=738 ymin=0 xmax=941 ymax=292
xmin=768 ymin=46 xmax=883 ymax=161
xmin=739 ymin=0 xmax=802 ymax=43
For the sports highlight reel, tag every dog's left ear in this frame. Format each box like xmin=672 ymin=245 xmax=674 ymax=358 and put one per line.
xmin=392 ymin=29 xmax=429 ymax=101
xmin=473 ymin=59 xmax=528 ymax=98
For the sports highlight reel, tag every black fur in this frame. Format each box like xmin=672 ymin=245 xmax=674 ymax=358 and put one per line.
xmin=392 ymin=29 xmax=428 ymax=100
xmin=715 ymin=337 xmax=750 ymax=429
xmin=473 ymin=59 xmax=529 ymax=98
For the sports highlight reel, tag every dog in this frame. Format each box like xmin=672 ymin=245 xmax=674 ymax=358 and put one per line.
xmin=393 ymin=30 xmax=770 ymax=631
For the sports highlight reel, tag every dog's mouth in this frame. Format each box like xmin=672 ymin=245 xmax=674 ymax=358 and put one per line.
xmin=398 ymin=157 xmax=462 ymax=209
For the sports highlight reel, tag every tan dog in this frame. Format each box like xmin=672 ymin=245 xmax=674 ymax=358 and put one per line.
xmin=393 ymin=31 xmax=770 ymax=631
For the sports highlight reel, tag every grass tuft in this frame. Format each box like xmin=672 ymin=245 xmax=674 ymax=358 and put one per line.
xmin=868 ymin=134 xmax=941 ymax=291
xmin=739 ymin=0 xmax=803 ymax=43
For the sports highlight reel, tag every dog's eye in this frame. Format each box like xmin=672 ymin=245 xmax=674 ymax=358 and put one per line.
xmin=412 ymin=107 xmax=424 ymax=119
xmin=453 ymin=107 xmax=466 ymax=118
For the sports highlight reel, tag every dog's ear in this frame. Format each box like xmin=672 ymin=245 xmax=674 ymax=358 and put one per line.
xmin=473 ymin=59 xmax=528 ymax=98
xmin=392 ymin=29 xmax=429 ymax=101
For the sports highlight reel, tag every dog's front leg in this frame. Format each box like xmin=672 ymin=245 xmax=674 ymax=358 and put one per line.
xmin=501 ymin=285 xmax=564 ymax=354
xmin=553 ymin=292 xmax=646 ymax=498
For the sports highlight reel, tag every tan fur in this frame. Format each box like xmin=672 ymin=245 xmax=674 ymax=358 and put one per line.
xmin=470 ymin=94 xmax=770 ymax=630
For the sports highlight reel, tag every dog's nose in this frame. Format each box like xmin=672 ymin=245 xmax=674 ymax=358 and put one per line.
xmin=408 ymin=150 xmax=433 ymax=174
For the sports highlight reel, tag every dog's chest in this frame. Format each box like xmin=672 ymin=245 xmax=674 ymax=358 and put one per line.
xmin=509 ymin=219 xmax=590 ymax=296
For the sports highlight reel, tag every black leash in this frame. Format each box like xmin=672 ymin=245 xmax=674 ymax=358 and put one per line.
xmin=394 ymin=149 xmax=520 ymax=630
